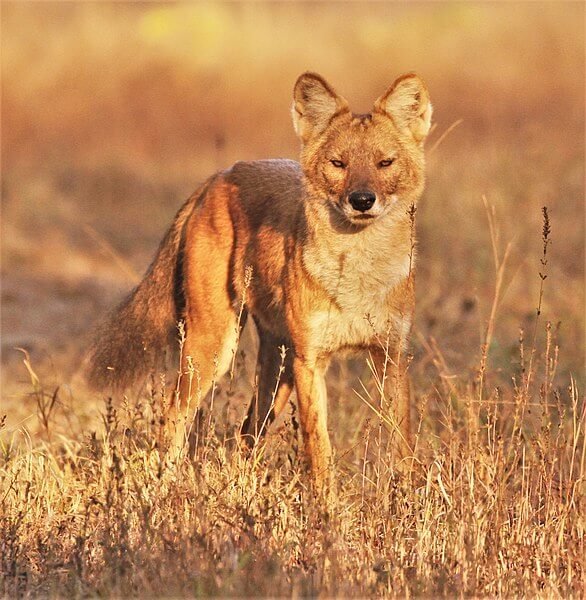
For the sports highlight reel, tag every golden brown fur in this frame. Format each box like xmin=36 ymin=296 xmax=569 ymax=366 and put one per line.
xmin=86 ymin=72 xmax=432 ymax=488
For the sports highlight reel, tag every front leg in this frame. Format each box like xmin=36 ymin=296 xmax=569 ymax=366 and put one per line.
xmin=293 ymin=355 xmax=331 ymax=490
xmin=369 ymin=346 xmax=413 ymax=463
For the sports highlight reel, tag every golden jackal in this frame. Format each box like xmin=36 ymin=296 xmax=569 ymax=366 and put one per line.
xmin=87 ymin=72 xmax=432 ymax=487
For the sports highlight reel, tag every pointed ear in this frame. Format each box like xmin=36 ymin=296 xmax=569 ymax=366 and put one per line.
xmin=374 ymin=73 xmax=432 ymax=143
xmin=292 ymin=72 xmax=349 ymax=143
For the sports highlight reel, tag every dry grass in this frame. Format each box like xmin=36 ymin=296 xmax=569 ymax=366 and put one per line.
xmin=1 ymin=2 xmax=585 ymax=597
xmin=1 ymin=316 xmax=584 ymax=596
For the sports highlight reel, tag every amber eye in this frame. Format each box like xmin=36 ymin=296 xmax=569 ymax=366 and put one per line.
xmin=330 ymin=159 xmax=346 ymax=169
xmin=378 ymin=159 xmax=394 ymax=168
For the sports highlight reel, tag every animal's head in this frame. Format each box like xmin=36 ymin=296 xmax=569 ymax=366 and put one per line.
xmin=292 ymin=72 xmax=432 ymax=226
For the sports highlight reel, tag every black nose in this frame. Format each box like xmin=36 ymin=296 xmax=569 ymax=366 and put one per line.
xmin=348 ymin=190 xmax=376 ymax=212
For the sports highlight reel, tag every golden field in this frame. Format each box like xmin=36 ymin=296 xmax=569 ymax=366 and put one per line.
xmin=1 ymin=2 xmax=584 ymax=597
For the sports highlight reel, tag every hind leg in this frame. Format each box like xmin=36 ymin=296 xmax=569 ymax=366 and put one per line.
xmin=240 ymin=326 xmax=294 ymax=445
xmin=165 ymin=179 xmax=242 ymax=457
xmin=167 ymin=309 xmax=241 ymax=457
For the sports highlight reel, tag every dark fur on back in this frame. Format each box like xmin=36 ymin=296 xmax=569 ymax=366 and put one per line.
xmin=85 ymin=186 xmax=204 ymax=391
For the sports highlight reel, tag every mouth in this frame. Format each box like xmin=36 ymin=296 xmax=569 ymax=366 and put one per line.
xmin=348 ymin=213 xmax=377 ymax=223
xmin=336 ymin=203 xmax=381 ymax=225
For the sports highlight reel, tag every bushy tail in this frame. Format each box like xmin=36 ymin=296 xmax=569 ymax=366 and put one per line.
xmin=85 ymin=189 xmax=201 ymax=391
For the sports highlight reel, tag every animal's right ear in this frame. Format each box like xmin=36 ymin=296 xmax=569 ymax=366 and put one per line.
xmin=292 ymin=73 xmax=348 ymax=143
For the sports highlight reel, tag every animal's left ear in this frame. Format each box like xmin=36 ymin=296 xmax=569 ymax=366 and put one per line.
xmin=374 ymin=73 xmax=432 ymax=143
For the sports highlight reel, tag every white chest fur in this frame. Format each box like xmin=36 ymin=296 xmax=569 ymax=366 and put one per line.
xmin=302 ymin=213 xmax=414 ymax=354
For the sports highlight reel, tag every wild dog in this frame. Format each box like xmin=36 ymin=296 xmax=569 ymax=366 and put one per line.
xmin=86 ymin=72 xmax=432 ymax=489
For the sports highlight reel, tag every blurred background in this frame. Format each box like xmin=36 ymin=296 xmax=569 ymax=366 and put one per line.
xmin=1 ymin=2 xmax=584 ymax=433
